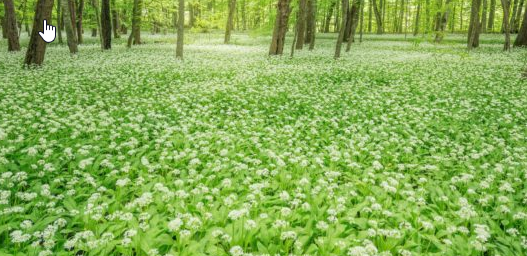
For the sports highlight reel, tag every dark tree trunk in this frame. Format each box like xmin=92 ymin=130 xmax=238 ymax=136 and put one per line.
xmin=335 ymin=0 xmax=348 ymax=58
xmin=514 ymin=0 xmax=524 ymax=32
xmin=176 ymin=0 xmax=184 ymax=59
xmin=346 ymin=0 xmax=361 ymax=51
xmin=269 ymin=0 xmax=292 ymax=55
xmin=92 ymin=27 xmax=97 ymax=36
xmin=24 ymin=0 xmax=55 ymax=66
xmin=225 ymin=0 xmax=236 ymax=44
xmin=488 ymin=0 xmax=496 ymax=30
xmin=502 ymin=0 xmax=511 ymax=49
xmin=76 ymin=0 xmax=83 ymax=43
xmin=1 ymin=16 xmax=6 ymax=39
xmin=61 ymin=0 xmax=78 ymax=53
xmin=511 ymin=0 xmax=519 ymax=32
xmin=3 ymin=0 xmax=20 ymax=51
xmin=56 ymin=0 xmax=63 ymax=43
xmin=414 ymin=0 xmax=421 ymax=35
xmin=398 ymin=0 xmax=404 ymax=32
xmin=127 ymin=0 xmax=142 ymax=47
xmin=101 ymin=0 xmax=111 ymax=49
xmin=18 ymin=0 xmax=28 ymax=37
xmin=371 ymin=0 xmax=383 ymax=33
xmin=68 ymin=0 xmax=77 ymax=39
xmin=368 ymin=0 xmax=372 ymax=32
xmin=305 ymin=0 xmax=316 ymax=45
xmin=514 ymin=1 xmax=527 ymax=46
xmin=467 ymin=0 xmax=481 ymax=49
xmin=295 ymin=0 xmax=307 ymax=49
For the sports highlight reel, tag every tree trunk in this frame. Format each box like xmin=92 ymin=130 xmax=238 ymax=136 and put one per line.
xmin=269 ymin=0 xmax=292 ymax=55
xmin=467 ymin=0 xmax=481 ymax=49
xmin=3 ymin=0 xmax=20 ymax=51
xmin=502 ymin=0 xmax=511 ymax=49
xmin=334 ymin=0 xmax=349 ymax=58
xmin=511 ymin=0 xmax=519 ymax=32
xmin=92 ymin=28 xmax=97 ymax=36
xmin=225 ymin=0 xmax=236 ymax=44
xmin=76 ymin=0 xmax=83 ymax=43
xmin=56 ymin=0 xmax=63 ymax=43
xmin=514 ymin=0 xmax=524 ymax=32
xmin=101 ymin=0 xmax=111 ymax=49
xmin=112 ymin=1 xmax=120 ymax=38
xmin=324 ymin=1 xmax=336 ymax=32
xmin=127 ymin=0 xmax=142 ymax=47
xmin=91 ymin=0 xmax=103 ymax=48
xmin=61 ymin=0 xmax=78 ymax=53
xmin=242 ymin=0 xmax=247 ymax=30
xmin=481 ymin=0 xmax=487 ymax=32
xmin=488 ymin=0 xmax=496 ymax=31
xmin=371 ymin=0 xmax=383 ymax=33
xmin=24 ymin=0 xmax=55 ymax=66
xmin=305 ymin=0 xmax=316 ymax=45
xmin=368 ymin=0 xmax=372 ymax=32
xmin=346 ymin=0 xmax=361 ymax=51
xmin=295 ymin=0 xmax=307 ymax=49
xmin=514 ymin=1 xmax=527 ymax=46
xmin=176 ymin=0 xmax=184 ymax=59
xmin=414 ymin=0 xmax=421 ymax=35
xmin=359 ymin=0 xmax=364 ymax=41
xmin=398 ymin=0 xmax=404 ymax=32
xmin=68 ymin=0 xmax=78 ymax=40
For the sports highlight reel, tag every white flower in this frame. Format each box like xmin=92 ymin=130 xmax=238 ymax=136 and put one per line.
xmin=229 ymin=246 xmax=244 ymax=256
xmin=168 ymin=218 xmax=183 ymax=232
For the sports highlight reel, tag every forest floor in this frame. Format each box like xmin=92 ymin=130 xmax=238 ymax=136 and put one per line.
xmin=1 ymin=33 xmax=527 ymax=256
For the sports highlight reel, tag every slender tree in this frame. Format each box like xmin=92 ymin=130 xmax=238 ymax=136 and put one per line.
xmin=24 ymin=0 xmax=55 ymax=66
xmin=371 ymin=0 xmax=383 ymax=33
xmin=435 ymin=0 xmax=452 ymax=42
xmin=295 ymin=0 xmax=307 ymax=49
xmin=111 ymin=0 xmax=120 ymax=38
xmin=61 ymin=0 xmax=78 ymax=53
xmin=488 ymin=0 xmax=496 ymax=30
xmin=56 ymin=0 xmax=63 ymax=43
xmin=467 ymin=0 xmax=481 ymax=49
xmin=225 ymin=0 xmax=236 ymax=44
xmin=335 ymin=0 xmax=349 ymax=58
xmin=481 ymin=0 xmax=487 ymax=32
xmin=76 ymin=0 xmax=84 ymax=43
xmin=1 ymin=16 xmax=6 ymax=39
xmin=305 ymin=0 xmax=316 ymax=46
xmin=269 ymin=0 xmax=292 ymax=55
xmin=101 ymin=0 xmax=111 ymax=49
xmin=127 ymin=0 xmax=142 ymax=47
xmin=414 ymin=0 xmax=421 ymax=35
xmin=514 ymin=2 xmax=527 ymax=46
xmin=502 ymin=0 xmax=511 ymax=50
xmin=513 ymin=0 xmax=524 ymax=32
xmin=176 ymin=0 xmax=184 ymax=59
xmin=3 ymin=0 xmax=20 ymax=51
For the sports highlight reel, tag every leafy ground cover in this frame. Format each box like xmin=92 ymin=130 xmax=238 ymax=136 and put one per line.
xmin=1 ymin=33 xmax=527 ymax=256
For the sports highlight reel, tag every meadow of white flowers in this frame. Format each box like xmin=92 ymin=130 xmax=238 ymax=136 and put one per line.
xmin=0 ymin=34 xmax=526 ymax=256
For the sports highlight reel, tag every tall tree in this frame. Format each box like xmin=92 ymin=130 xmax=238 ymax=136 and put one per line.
xmin=467 ymin=0 xmax=481 ymax=49
xmin=346 ymin=0 xmax=361 ymax=51
xmin=3 ymin=0 xmax=20 ymax=51
xmin=269 ymin=0 xmax=292 ymax=55
xmin=510 ymin=0 xmax=519 ymax=32
xmin=176 ymin=0 xmax=184 ymax=59
xmin=371 ymin=0 xmax=383 ymax=33
xmin=334 ymin=0 xmax=348 ymax=58
xmin=295 ymin=0 xmax=307 ymax=49
xmin=101 ymin=0 xmax=111 ymax=49
xmin=513 ymin=0 xmax=524 ymax=32
xmin=224 ymin=0 xmax=236 ymax=44
xmin=24 ymin=0 xmax=55 ymax=66
xmin=127 ymin=0 xmax=142 ymax=47
xmin=481 ymin=0 xmax=487 ymax=32
xmin=111 ymin=0 xmax=120 ymax=38
xmin=514 ymin=2 xmax=527 ymax=46
xmin=92 ymin=0 xmax=102 ymax=48
xmin=61 ymin=0 xmax=78 ymax=53
xmin=502 ymin=0 xmax=511 ymax=50
xmin=324 ymin=0 xmax=336 ymax=32
xmin=488 ymin=0 xmax=496 ymax=30
xmin=435 ymin=0 xmax=452 ymax=42
xmin=305 ymin=0 xmax=316 ymax=46
xmin=76 ymin=0 xmax=84 ymax=44
xmin=414 ymin=0 xmax=422 ymax=35
xmin=56 ymin=0 xmax=63 ymax=43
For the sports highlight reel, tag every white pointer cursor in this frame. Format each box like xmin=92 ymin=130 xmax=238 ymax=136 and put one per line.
xmin=39 ymin=19 xmax=56 ymax=43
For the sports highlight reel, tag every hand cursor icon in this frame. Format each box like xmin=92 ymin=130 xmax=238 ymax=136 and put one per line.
xmin=39 ymin=19 xmax=56 ymax=43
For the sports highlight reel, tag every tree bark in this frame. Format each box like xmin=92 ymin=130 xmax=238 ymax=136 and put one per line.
xmin=269 ymin=0 xmax=292 ymax=55
xmin=91 ymin=0 xmax=102 ymax=48
xmin=514 ymin=1 xmax=527 ymax=46
xmin=371 ymin=0 xmax=383 ymax=33
xmin=127 ymin=0 xmax=142 ymax=47
xmin=346 ymin=0 xmax=361 ymax=51
xmin=324 ymin=1 xmax=336 ymax=32
xmin=435 ymin=0 xmax=452 ymax=42
xmin=502 ymin=0 xmax=511 ymax=50
xmin=334 ymin=0 xmax=348 ymax=58
xmin=467 ymin=0 xmax=481 ymax=49
xmin=24 ymin=0 xmax=55 ymax=66
xmin=61 ymin=0 xmax=78 ymax=53
xmin=111 ymin=0 xmax=120 ymax=38
xmin=305 ymin=0 xmax=316 ymax=45
xmin=76 ymin=0 xmax=83 ymax=43
xmin=481 ymin=0 xmax=487 ymax=32
xmin=514 ymin=0 xmax=524 ymax=32
xmin=3 ymin=0 xmax=20 ymax=51
xmin=368 ymin=0 xmax=372 ymax=32
xmin=295 ymin=0 xmax=307 ymax=49
xmin=176 ymin=0 xmax=184 ymax=59
xmin=225 ymin=0 xmax=236 ymax=44
xmin=56 ymin=0 xmax=63 ymax=43
xmin=510 ymin=0 xmax=519 ymax=32
xmin=101 ymin=0 xmax=111 ymax=49
xmin=488 ymin=0 xmax=495 ymax=31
